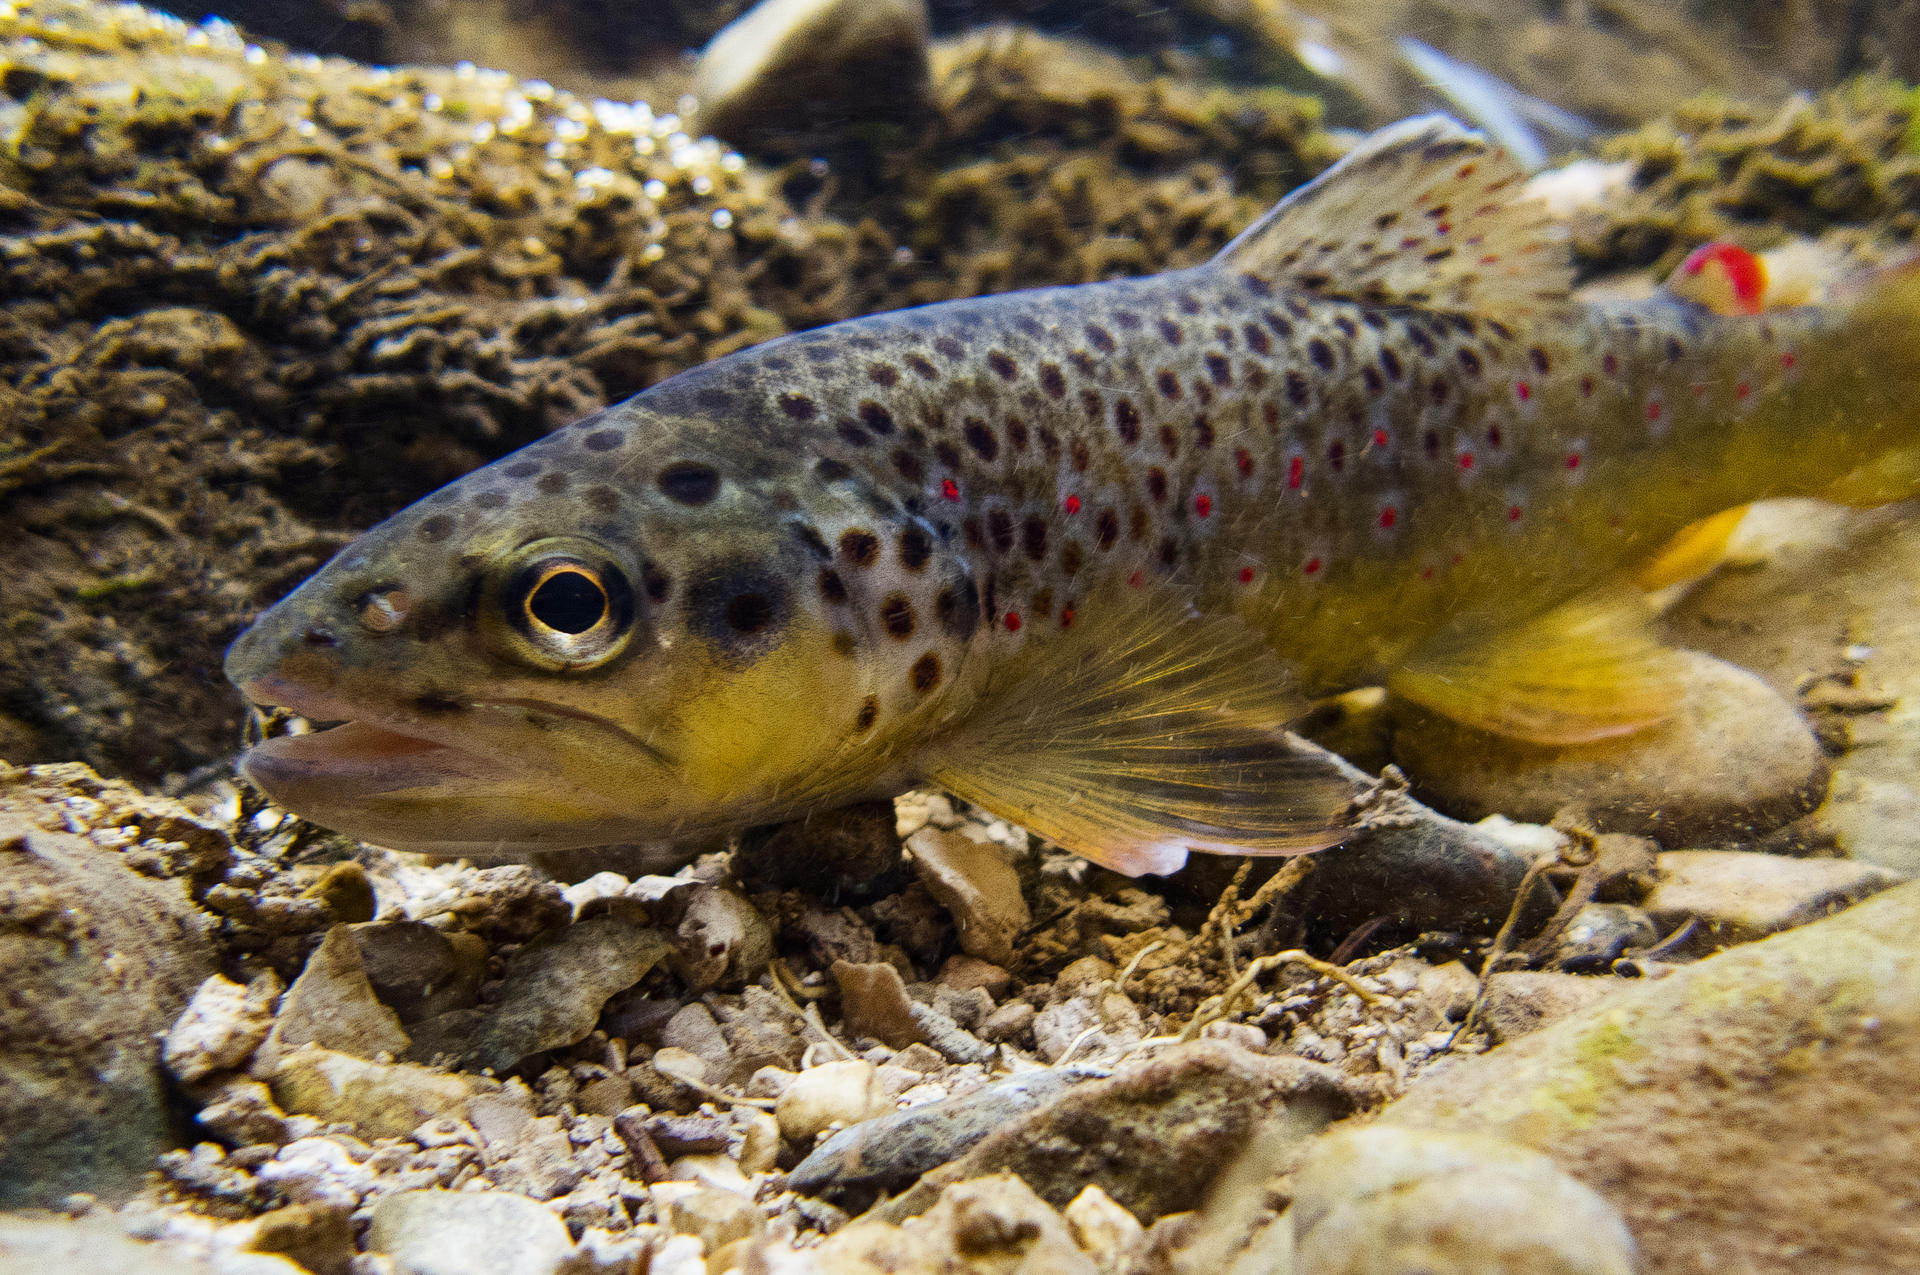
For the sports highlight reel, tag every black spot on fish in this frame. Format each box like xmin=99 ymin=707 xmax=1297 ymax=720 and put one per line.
xmin=881 ymin=594 xmax=916 ymax=639
xmin=870 ymin=362 xmax=899 ymax=387
xmin=1147 ymin=468 xmax=1168 ymax=504
xmin=792 ymin=524 xmax=831 ymax=560
xmin=658 ymin=461 xmax=721 ymax=505
xmin=988 ymin=510 xmax=1014 ymax=554
xmin=1457 ymin=347 xmax=1482 ymax=376
xmin=1158 ymin=370 xmax=1182 ymax=400
xmin=1362 ymin=365 xmax=1383 ymax=395
xmin=1205 ymin=353 xmax=1231 ymax=387
xmin=585 ymin=486 xmax=621 ymax=514
xmin=474 ymin=490 xmax=508 ymax=510
xmin=537 ymin=472 xmax=568 ymax=495
xmin=584 ymin=429 xmax=625 ymax=452
xmin=987 ymin=350 xmax=1018 ymax=381
xmin=859 ymin=401 xmax=896 ymax=435
xmin=818 ymin=568 xmax=848 ymax=604
xmin=642 ymin=561 xmax=671 ymax=604
xmin=935 ymin=335 xmax=965 ymax=360
xmin=1157 ymin=317 xmax=1184 ymax=346
xmin=1159 ymin=424 xmax=1179 ymax=458
xmin=779 ymin=392 xmax=817 ymax=420
xmin=934 ymin=441 xmax=962 ymax=470
xmin=892 ymin=449 xmax=925 ymax=483
xmin=505 ymin=460 xmax=540 ymax=479
xmin=1095 ymin=508 xmax=1120 ymax=550
xmin=837 ymin=421 xmax=871 ymax=448
xmin=687 ymin=563 xmax=790 ymax=663
xmin=1114 ymin=398 xmax=1142 ymax=444
xmin=1308 ymin=338 xmax=1336 ymax=371
xmin=1005 ymin=417 xmax=1029 ymax=452
xmin=1070 ymin=439 xmax=1091 ymax=472
xmin=1060 ymin=541 xmax=1084 ymax=576
xmin=910 ymin=652 xmax=941 ymax=693
xmin=899 ymin=525 xmax=932 ymax=571
xmin=1022 ymin=516 xmax=1048 ymax=561
xmin=936 ymin=579 xmax=980 ymax=639
xmin=1264 ymin=310 xmax=1294 ymax=340
xmin=1085 ymin=323 xmax=1116 ymax=354
xmin=840 ymin=529 xmax=880 ymax=566
xmin=1244 ymin=323 xmax=1272 ymax=356
xmin=1529 ymin=346 xmax=1551 ymax=375
xmin=1381 ymin=348 xmax=1404 ymax=381
xmin=1408 ymin=326 xmax=1436 ymax=357
xmin=964 ymin=418 xmax=999 ymax=461
xmin=856 ymin=697 xmax=879 ymax=731
xmin=1192 ymin=415 xmax=1214 ymax=449
xmin=816 ymin=458 xmax=852 ymax=482
xmin=417 ymin=514 xmax=455 ymax=542
xmin=1115 ymin=310 xmax=1141 ymax=330
xmin=1286 ymin=371 xmax=1310 ymax=408
xmin=1039 ymin=363 xmax=1067 ymax=398
xmin=1430 ymin=376 xmax=1450 ymax=404
xmin=906 ymin=354 xmax=937 ymax=380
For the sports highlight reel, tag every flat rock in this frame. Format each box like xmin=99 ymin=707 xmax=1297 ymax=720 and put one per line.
xmin=1291 ymin=1125 xmax=1635 ymax=1275
xmin=263 ymin=926 xmax=409 ymax=1066
xmin=1478 ymin=971 xmax=1628 ymax=1045
xmin=1641 ymin=849 xmax=1904 ymax=950
xmin=906 ymin=827 xmax=1029 ymax=967
xmin=0 ymin=1210 xmax=305 ymax=1275
xmin=347 ymin=921 xmax=485 ymax=1023
xmin=879 ymin=1041 xmax=1359 ymax=1223
xmin=164 ymin=972 xmax=282 ymax=1084
xmin=451 ymin=916 xmax=670 ymax=1073
xmin=0 ymin=811 xmax=215 ymax=1206
xmin=1379 ymin=878 xmax=1920 ymax=1273
xmin=365 ymin=1189 xmax=578 ymax=1275
xmin=790 ymin=1066 xmax=1100 ymax=1208
xmin=777 ymin=1173 xmax=1098 ymax=1275
xmin=693 ymin=0 xmax=931 ymax=155
xmin=1394 ymin=649 xmax=1827 ymax=844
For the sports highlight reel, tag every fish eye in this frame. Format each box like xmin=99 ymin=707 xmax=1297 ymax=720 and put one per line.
xmin=491 ymin=537 xmax=637 ymax=670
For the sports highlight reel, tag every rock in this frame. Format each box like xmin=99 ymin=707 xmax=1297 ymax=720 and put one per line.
xmin=783 ymin=1173 xmax=1098 ymax=1275
xmin=906 ymin=827 xmax=1029 ymax=967
xmin=0 ymin=811 xmax=215 ymax=1206
xmin=452 ymin=916 xmax=670 ymax=1073
xmin=164 ymin=972 xmax=283 ymax=1084
xmin=938 ymin=955 xmax=1012 ymax=998
xmin=347 ymin=921 xmax=486 ymax=1022
xmin=776 ymin=1060 xmax=886 ymax=1143
xmin=834 ymin=959 xmax=923 ymax=1050
xmin=366 ymin=1189 xmax=579 ymax=1275
xmin=789 ymin=1066 xmax=1100 ymax=1207
xmin=978 ymin=1002 xmax=1035 ymax=1046
xmin=1641 ymin=849 xmax=1904 ymax=951
xmin=466 ymin=1086 xmax=584 ymax=1199
xmin=1395 ymin=649 xmax=1828 ymax=845
xmin=194 ymin=1076 xmax=295 ymax=1148
xmin=1477 ymin=972 xmax=1625 ymax=1045
xmin=692 ymin=0 xmax=932 ymax=156
xmin=246 ymin=1202 xmax=357 ymax=1275
xmin=659 ymin=1002 xmax=734 ymax=1080
xmin=267 ymin=1044 xmax=492 ymax=1139
xmin=1292 ymin=778 xmax=1560 ymax=950
xmin=1379 ymin=879 xmax=1920 ymax=1271
xmin=1291 ymin=1125 xmax=1636 ymax=1275
xmin=880 ymin=1042 xmax=1359 ymax=1223
xmin=664 ymin=1185 xmax=765 ymax=1251
xmin=440 ymin=866 xmax=571 ymax=943
xmin=664 ymin=884 xmax=774 ymax=991
xmin=1062 ymin=1184 xmax=1145 ymax=1269
xmin=1032 ymin=957 xmax=1143 ymax=1063
xmin=1552 ymin=903 xmax=1659 ymax=971
xmin=0 ymin=1210 xmax=306 ymax=1275
xmin=735 ymin=801 xmax=910 ymax=900
xmin=263 ymin=926 xmax=409 ymax=1066
xmin=298 ymin=861 xmax=375 ymax=924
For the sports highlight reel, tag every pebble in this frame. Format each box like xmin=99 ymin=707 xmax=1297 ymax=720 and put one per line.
xmin=1379 ymin=879 xmax=1920 ymax=1269
xmin=1640 ymin=849 xmax=1905 ymax=950
xmin=734 ymin=801 xmax=911 ymax=900
xmin=664 ymin=884 xmax=774 ymax=991
xmin=163 ymin=972 xmax=282 ymax=1084
xmin=905 ymin=826 xmax=1030 ymax=967
xmin=659 ymin=1002 xmax=735 ymax=1080
xmin=1062 ymin=1184 xmax=1146 ymax=1269
xmin=1477 ymin=971 xmax=1624 ymax=1044
xmin=693 ymin=0 xmax=932 ymax=154
xmin=365 ymin=1189 xmax=578 ymax=1275
xmin=1551 ymin=903 xmax=1659 ymax=971
xmin=1395 ymin=649 xmax=1828 ymax=844
xmin=452 ymin=916 xmax=670 ymax=1073
xmin=774 ymin=1173 xmax=1097 ymax=1275
xmin=1032 ymin=956 xmax=1144 ymax=1063
xmin=0 ymin=812 xmax=215 ymax=1206
xmin=347 ymin=921 xmax=486 ymax=1022
xmin=262 ymin=926 xmax=409 ymax=1066
xmin=1291 ymin=1125 xmax=1636 ymax=1275
xmin=775 ymin=1060 xmax=886 ymax=1143
xmin=0 ymin=1210 xmax=305 ymax=1275
xmin=663 ymin=1186 xmax=764 ymax=1251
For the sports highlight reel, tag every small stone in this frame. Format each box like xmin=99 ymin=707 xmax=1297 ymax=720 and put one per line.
xmin=644 ymin=1113 xmax=734 ymax=1157
xmin=1477 ymin=972 xmax=1624 ymax=1044
xmin=906 ymin=827 xmax=1030 ymax=967
xmin=264 ymin=927 xmax=409 ymax=1066
xmin=801 ymin=1173 xmax=1096 ymax=1275
xmin=1063 ymin=1184 xmax=1145 ymax=1267
xmin=1033 ymin=961 xmax=1142 ymax=1063
xmin=164 ymin=972 xmax=282 ymax=1083
xmin=693 ymin=0 xmax=931 ymax=156
xmin=247 ymin=1202 xmax=356 ymax=1275
xmin=1291 ymin=1125 xmax=1635 ymax=1275
xmin=660 ymin=1003 xmax=734 ymax=1079
xmin=652 ymin=1047 xmax=711 ymax=1088
xmin=366 ymin=1189 xmax=578 ymax=1275
xmin=664 ymin=885 xmax=774 ymax=991
xmin=348 ymin=921 xmax=485 ymax=1022
xmin=665 ymin=1186 xmax=764 ymax=1251
xmin=648 ymin=1234 xmax=709 ymax=1275
xmin=834 ymin=959 xmax=922 ymax=1050
xmin=937 ymin=955 xmax=1011 ymax=998
xmin=978 ymin=1002 xmax=1035 ymax=1046
xmin=575 ymin=1071 xmax=634 ymax=1118
xmin=0 ymin=1210 xmax=307 ymax=1274
xmin=454 ymin=916 xmax=670 ymax=1073
xmin=776 ymin=1060 xmax=884 ymax=1143
xmin=1199 ymin=1020 xmax=1268 ymax=1053
xmin=267 ymin=1044 xmax=492 ymax=1139
xmin=1641 ymin=849 xmax=1905 ymax=949
xmin=1552 ymin=903 xmax=1660 ymax=971
xmin=442 ymin=866 xmax=570 ymax=942
xmin=1395 ymin=650 xmax=1828 ymax=844
xmin=194 ymin=1076 xmax=294 ymax=1147
xmin=738 ymin=1109 xmax=782 ymax=1176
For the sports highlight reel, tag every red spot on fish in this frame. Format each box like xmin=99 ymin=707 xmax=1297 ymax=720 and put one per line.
xmin=1736 ymin=382 xmax=1752 ymax=399
xmin=1127 ymin=570 xmax=1145 ymax=589
xmin=1235 ymin=447 xmax=1255 ymax=477
xmin=1287 ymin=456 xmax=1304 ymax=489
xmin=1566 ymin=452 xmax=1582 ymax=469
xmin=1459 ymin=452 xmax=1474 ymax=470
xmin=1781 ymin=351 xmax=1797 ymax=369
xmin=1003 ymin=611 xmax=1021 ymax=632
xmin=1507 ymin=504 xmax=1523 ymax=521
xmin=1692 ymin=382 xmax=1708 ymax=397
xmin=1515 ymin=380 xmax=1531 ymax=401
xmin=1580 ymin=376 xmax=1594 ymax=397
xmin=940 ymin=479 xmax=960 ymax=502
xmin=1646 ymin=401 xmax=1663 ymax=423
xmin=1063 ymin=494 xmax=1081 ymax=514
xmin=1479 ymin=253 xmax=1500 ymax=265
xmin=1378 ymin=507 xmax=1398 ymax=529
xmin=1194 ymin=493 xmax=1212 ymax=518
xmin=1421 ymin=565 xmax=1436 ymax=579
xmin=1059 ymin=607 xmax=1074 ymax=628
xmin=1238 ymin=566 xmax=1255 ymax=584
xmin=1372 ymin=429 xmax=1389 ymax=448
xmin=1457 ymin=163 xmax=1476 ymax=178
xmin=1304 ymin=557 xmax=1323 ymax=575
xmin=1401 ymin=236 xmax=1423 ymax=250
xmin=1603 ymin=353 xmax=1619 ymax=376
xmin=1678 ymin=242 xmax=1766 ymax=315
xmin=1436 ymin=222 xmax=1452 ymax=235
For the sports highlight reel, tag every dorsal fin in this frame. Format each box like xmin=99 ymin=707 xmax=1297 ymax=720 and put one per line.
xmin=1213 ymin=115 xmax=1572 ymax=319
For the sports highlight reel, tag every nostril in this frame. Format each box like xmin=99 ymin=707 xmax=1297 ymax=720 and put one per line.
xmin=302 ymin=626 xmax=338 ymax=648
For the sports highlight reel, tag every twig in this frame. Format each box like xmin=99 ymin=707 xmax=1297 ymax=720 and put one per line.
xmin=1197 ymin=860 xmax=1253 ymax=979
xmin=1116 ymin=939 xmax=1165 ymax=995
xmin=1450 ymin=852 xmax=1560 ymax=1048
xmin=767 ymin=962 xmax=855 ymax=1062
xmin=1178 ymin=949 xmax=1384 ymax=1043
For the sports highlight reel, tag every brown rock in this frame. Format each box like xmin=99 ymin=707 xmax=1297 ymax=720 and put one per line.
xmin=795 ymin=1173 xmax=1098 ymax=1275
xmin=1478 ymin=971 xmax=1625 ymax=1045
xmin=262 ymin=926 xmax=409 ymax=1067
xmin=907 ymin=827 xmax=1030 ymax=967
xmin=1641 ymin=849 xmax=1904 ymax=950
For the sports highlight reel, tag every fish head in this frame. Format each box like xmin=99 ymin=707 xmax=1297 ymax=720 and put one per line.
xmin=226 ymin=403 xmax=963 ymax=855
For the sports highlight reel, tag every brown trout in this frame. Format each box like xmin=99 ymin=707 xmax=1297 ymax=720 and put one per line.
xmin=224 ymin=117 xmax=1920 ymax=875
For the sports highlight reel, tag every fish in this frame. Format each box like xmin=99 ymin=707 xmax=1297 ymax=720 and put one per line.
xmin=224 ymin=116 xmax=1920 ymax=877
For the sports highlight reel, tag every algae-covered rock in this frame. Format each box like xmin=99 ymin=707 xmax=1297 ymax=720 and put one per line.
xmin=1380 ymin=878 xmax=1920 ymax=1272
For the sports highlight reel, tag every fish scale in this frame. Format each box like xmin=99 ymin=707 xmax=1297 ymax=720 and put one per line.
xmin=224 ymin=116 xmax=1918 ymax=876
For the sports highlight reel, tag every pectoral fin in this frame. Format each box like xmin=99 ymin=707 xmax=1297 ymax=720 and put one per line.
xmin=922 ymin=595 xmax=1370 ymax=877
xmin=1630 ymin=504 xmax=1750 ymax=591
xmin=1389 ymin=588 xmax=1686 ymax=745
